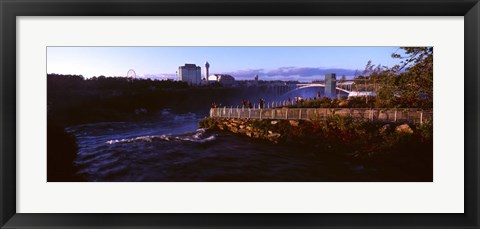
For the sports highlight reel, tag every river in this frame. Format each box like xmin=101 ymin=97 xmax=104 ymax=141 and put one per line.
xmin=65 ymin=109 xmax=373 ymax=182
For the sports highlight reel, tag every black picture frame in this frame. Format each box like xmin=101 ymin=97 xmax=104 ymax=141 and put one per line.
xmin=1 ymin=0 xmax=478 ymax=228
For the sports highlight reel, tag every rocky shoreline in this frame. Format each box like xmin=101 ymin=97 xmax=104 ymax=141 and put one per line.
xmin=200 ymin=118 xmax=283 ymax=143
xmin=199 ymin=116 xmax=433 ymax=181
xmin=199 ymin=117 xmax=419 ymax=145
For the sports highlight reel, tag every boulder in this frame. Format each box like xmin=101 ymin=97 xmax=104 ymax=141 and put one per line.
xmin=267 ymin=133 xmax=281 ymax=143
xmin=271 ymin=120 xmax=278 ymax=125
xmin=268 ymin=132 xmax=281 ymax=138
xmin=232 ymin=119 xmax=242 ymax=124
xmin=289 ymin=120 xmax=299 ymax=126
xmin=395 ymin=124 xmax=413 ymax=134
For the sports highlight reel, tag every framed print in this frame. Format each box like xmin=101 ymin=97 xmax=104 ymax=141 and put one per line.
xmin=1 ymin=0 xmax=479 ymax=228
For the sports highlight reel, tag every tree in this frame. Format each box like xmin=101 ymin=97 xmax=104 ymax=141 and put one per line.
xmin=391 ymin=47 xmax=433 ymax=102
xmin=367 ymin=47 xmax=433 ymax=108
xmin=362 ymin=60 xmax=374 ymax=104
xmin=353 ymin=70 xmax=360 ymax=92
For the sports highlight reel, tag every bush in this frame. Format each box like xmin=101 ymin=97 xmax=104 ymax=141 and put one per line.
xmin=198 ymin=118 xmax=218 ymax=129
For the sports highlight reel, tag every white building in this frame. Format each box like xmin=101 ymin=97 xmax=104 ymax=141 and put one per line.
xmin=208 ymin=74 xmax=236 ymax=86
xmin=178 ymin=64 xmax=201 ymax=85
xmin=348 ymin=91 xmax=376 ymax=98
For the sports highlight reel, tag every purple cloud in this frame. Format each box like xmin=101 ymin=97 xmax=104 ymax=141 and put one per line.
xmin=222 ymin=67 xmax=358 ymax=81
xmin=221 ymin=69 xmax=265 ymax=79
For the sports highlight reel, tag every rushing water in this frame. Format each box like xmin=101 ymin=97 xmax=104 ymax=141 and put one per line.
xmin=66 ymin=110 xmax=372 ymax=182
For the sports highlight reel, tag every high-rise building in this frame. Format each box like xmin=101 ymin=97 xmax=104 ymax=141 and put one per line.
xmin=205 ymin=61 xmax=210 ymax=81
xmin=178 ymin=64 xmax=201 ymax=85
xmin=325 ymin=73 xmax=337 ymax=98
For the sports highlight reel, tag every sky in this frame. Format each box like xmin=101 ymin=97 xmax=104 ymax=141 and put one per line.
xmin=47 ymin=46 xmax=405 ymax=82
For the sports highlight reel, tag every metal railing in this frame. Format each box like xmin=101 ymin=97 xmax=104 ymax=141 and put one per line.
xmin=210 ymin=107 xmax=432 ymax=124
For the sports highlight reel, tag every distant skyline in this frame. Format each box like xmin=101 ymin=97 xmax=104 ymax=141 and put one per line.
xmin=47 ymin=46 xmax=405 ymax=82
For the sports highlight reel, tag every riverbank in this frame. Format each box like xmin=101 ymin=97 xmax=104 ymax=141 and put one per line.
xmin=199 ymin=116 xmax=433 ymax=181
xmin=47 ymin=123 xmax=85 ymax=181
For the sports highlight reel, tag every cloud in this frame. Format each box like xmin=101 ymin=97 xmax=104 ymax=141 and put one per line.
xmin=221 ymin=69 xmax=265 ymax=79
xmin=222 ymin=67 xmax=358 ymax=81
xmin=265 ymin=67 xmax=357 ymax=77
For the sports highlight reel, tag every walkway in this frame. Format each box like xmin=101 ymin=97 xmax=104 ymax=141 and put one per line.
xmin=210 ymin=107 xmax=432 ymax=124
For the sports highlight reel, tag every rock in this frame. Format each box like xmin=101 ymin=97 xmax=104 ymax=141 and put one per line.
xmin=289 ymin=120 xmax=299 ymax=126
xmin=268 ymin=133 xmax=281 ymax=138
xmin=246 ymin=126 xmax=253 ymax=131
xmin=239 ymin=125 xmax=246 ymax=129
xmin=379 ymin=124 xmax=391 ymax=134
xmin=395 ymin=124 xmax=413 ymax=134
xmin=230 ymin=127 xmax=238 ymax=133
xmin=232 ymin=119 xmax=241 ymax=124
xmin=268 ymin=130 xmax=273 ymax=134
xmin=238 ymin=128 xmax=247 ymax=134
xmin=246 ymin=131 xmax=253 ymax=137
xmin=267 ymin=131 xmax=281 ymax=143
xmin=271 ymin=120 xmax=278 ymax=125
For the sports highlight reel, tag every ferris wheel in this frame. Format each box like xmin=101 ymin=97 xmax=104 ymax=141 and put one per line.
xmin=127 ymin=69 xmax=136 ymax=79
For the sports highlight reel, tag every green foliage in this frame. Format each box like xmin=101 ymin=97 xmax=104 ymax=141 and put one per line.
xmin=380 ymin=47 xmax=433 ymax=108
xmin=288 ymin=97 xmax=339 ymax=108
xmin=198 ymin=118 xmax=218 ymax=129
xmin=350 ymin=47 xmax=433 ymax=109
xmin=346 ymin=96 xmax=377 ymax=108
xmin=415 ymin=120 xmax=433 ymax=142
xmin=48 ymin=73 xmax=190 ymax=92
xmin=47 ymin=74 xmax=278 ymax=125
xmin=250 ymin=119 xmax=272 ymax=134
xmin=288 ymin=96 xmax=382 ymax=109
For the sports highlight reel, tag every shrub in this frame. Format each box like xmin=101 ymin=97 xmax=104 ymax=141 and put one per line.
xmin=198 ymin=117 xmax=218 ymax=129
